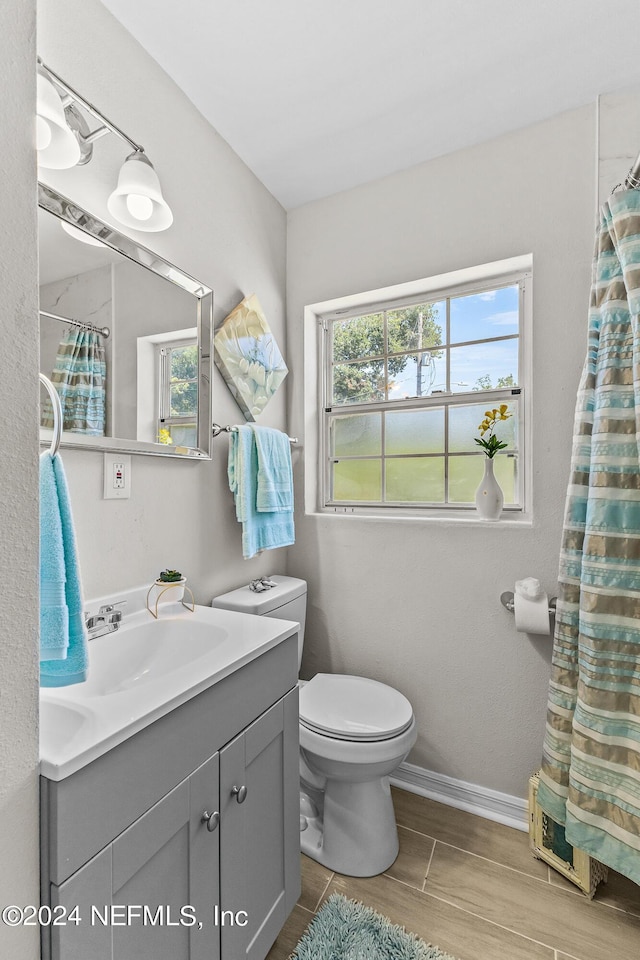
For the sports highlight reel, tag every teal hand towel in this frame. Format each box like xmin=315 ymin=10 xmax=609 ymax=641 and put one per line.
xmin=250 ymin=425 xmax=293 ymax=513
xmin=39 ymin=452 xmax=88 ymax=687
xmin=228 ymin=425 xmax=295 ymax=559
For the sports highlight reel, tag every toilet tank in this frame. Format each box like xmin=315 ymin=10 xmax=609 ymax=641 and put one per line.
xmin=212 ymin=576 xmax=307 ymax=669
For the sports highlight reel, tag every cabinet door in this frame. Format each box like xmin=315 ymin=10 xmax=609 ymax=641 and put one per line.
xmin=50 ymin=846 xmax=112 ymax=960
xmin=219 ymin=688 xmax=300 ymax=960
xmin=51 ymin=752 xmax=220 ymax=960
xmin=110 ymin=752 xmax=220 ymax=960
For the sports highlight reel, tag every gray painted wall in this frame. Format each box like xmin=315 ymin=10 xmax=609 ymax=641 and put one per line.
xmin=286 ymin=105 xmax=597 ymax=800
xmin=0 ymin=2 xmax=40 ymax=958
xmin=38 ymin=0 xmax=290 ymax=603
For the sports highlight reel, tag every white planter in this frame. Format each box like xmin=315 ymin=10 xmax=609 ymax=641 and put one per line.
xmin=147 ymin=577 xmax=186 ymax=607
xmin=475 ymin=458 xmax=503 ymax=521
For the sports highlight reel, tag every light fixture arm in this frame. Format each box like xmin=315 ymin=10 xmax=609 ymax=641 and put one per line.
xmin=37 ymin=57 xmax=144 ymax=155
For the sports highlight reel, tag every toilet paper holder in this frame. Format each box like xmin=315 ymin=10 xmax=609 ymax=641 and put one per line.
xmin=500 ymin=591 xmax=557 ymax=616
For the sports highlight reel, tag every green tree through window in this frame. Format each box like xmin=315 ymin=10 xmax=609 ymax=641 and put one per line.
xmin=332 ymin=304 xmax=442 ymax=403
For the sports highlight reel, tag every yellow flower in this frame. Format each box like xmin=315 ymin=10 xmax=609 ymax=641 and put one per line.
xmin=499 ymin=403 xmax=508 ymax=414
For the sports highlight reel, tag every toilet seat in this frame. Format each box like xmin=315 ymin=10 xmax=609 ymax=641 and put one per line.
xmin=299 ymin=673 xmax=413 ymax=742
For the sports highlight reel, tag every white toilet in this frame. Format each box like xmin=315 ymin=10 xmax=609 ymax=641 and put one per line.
xmin=212 ymin=575 xmax=417 ymax=877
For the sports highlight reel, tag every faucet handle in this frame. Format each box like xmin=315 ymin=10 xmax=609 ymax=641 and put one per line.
xmin=98 ymin=600 xmax=128 ymax=615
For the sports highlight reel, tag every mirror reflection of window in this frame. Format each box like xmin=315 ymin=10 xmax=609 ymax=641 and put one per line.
xmin=136 ymin=327 xmax=198 ymax=447
xmin=158 ymin=339 xmax=198 ymax=447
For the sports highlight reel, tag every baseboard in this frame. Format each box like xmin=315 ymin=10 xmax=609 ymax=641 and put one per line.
xmin=390 ymin=761 xmax=528 ymax=833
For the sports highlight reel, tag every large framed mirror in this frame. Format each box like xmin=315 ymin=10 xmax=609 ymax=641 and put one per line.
xmin=38 ymin=182 xmax=213 ymax=459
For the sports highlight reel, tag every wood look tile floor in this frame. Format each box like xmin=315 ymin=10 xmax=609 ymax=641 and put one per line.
xmin=266 ymin=786 xmax=640 ymax=960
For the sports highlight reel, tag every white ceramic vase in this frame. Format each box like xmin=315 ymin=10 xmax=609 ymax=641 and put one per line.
xmin=475 ymin=457 xmax=503 ymax=521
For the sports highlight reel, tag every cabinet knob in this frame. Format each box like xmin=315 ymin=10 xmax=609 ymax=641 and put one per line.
xmin=231 ymin=784 xmax=248 ymax=804
xmin=201 ymin=810 xmax=220 ymax=832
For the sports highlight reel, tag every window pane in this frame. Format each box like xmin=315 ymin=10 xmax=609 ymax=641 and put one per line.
xmin=387 ymin=350 xmax=446 ymax=400
xmin=448 ymin=455 xmax=482 ymax=503
xmin=332 ymin=413 xmax=381 ymax=456
xmin=333 ymin=459 xmax=381 ymax=501
xmin=387 ymin=301 xmax=445 ymax=354
xmin=170 ymin=381 xmax=197 ymax=416
xmin=385 ymin=408 xmax=444 ymax=455
xmin=448 ymin=454 xmax=516 ymax=503
xmin=332 ymin=313 xmax=384 ymax=362
xmin=170 ymin=344 xmax=198 ymax=380
xmin=158 ymin=423 xmax=197 ymax=447
xmin=494 ymin=455 xmax=516 ymax=503
xmin=332 ymin=359 xmax=385 ymax=405
xmin=386 ymin=457 xmax=444 ymax=503
xmin=449 ymin=401 xmax=517 ymax=453
xmin=450 ymin=285 xmax=519 ymax=344
xmin=450 ymin=338 xmax=518 ymax=392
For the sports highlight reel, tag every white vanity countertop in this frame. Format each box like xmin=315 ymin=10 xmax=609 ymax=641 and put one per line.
xmin=40 ymin=601 xmax=299 ymax=782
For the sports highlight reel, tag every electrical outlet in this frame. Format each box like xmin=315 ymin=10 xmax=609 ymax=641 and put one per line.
xmin=103 ymin=453 xmax=131 ymax=499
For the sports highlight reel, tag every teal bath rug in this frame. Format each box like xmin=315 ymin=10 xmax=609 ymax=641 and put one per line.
xmin=291 ymin=893 xmax=458 ymax=960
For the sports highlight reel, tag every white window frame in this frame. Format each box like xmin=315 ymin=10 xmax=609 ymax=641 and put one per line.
xmin=157 ymin=337 xmax=198 ymax=443
xmin=303 ymin=256 xmax=533 ymax=523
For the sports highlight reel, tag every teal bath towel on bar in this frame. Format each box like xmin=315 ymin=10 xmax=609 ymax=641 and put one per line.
xmin=39 ymin=451 xmax=88 ymax=686
xmin=250 ymin=424 xmax=294 ymax=513
xmin=228 ymin=425 xmax=295 ymax=560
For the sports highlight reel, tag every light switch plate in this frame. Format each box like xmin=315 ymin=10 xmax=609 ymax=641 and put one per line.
xmin=103 ymin=453 xmax=131 ymax=499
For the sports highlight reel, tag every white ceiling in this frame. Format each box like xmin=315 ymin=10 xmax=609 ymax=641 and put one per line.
xmin=99 ymin=0 xmax=640 ymax=209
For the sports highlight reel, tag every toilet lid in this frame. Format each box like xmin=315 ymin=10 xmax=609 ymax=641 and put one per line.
xmin=299 ymin=674 xmax=414 ymax=741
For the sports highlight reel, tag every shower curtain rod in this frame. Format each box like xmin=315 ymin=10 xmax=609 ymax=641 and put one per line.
xmin=39 ymin=309 xmax=110 ymax=339
xmin=625 ymin=150 xmax=640 ymax=189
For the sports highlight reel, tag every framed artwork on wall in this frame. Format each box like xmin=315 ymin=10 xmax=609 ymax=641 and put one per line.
xmin=214 ymin=293 xmax=288 ymax=420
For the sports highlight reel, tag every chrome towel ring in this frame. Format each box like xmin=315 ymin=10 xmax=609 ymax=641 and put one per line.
xmin=39 ymin=373 xmax=62 ymax=456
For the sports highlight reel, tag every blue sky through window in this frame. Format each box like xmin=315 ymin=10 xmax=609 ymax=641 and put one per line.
xmin=450 ymin=285 xmax=519 ymax=343
xmin=387 ymin=284 xmax=519 ymax=399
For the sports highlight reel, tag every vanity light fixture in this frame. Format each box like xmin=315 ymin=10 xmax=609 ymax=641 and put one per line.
xmin=36 ymin=58 xmax=174 ymax=233
xmin=107 ymin=151 xmax=173 ymax=232
xmin=60 ymin=220 xmax=106 ymax=247
xmin=36 ymin=71 xmax=81 ymax=169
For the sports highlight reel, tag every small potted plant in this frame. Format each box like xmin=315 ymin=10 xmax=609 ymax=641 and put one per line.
xmin=157 ymin=569 xmax=185 ymax=584
xmin=146 ymin=568 xmax=190 ymax=617
xmin=474 ymin=404 xmax=513 ymax=520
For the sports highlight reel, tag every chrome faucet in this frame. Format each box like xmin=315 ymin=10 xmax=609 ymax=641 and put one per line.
xmin=85 ymin=600 xmax=127 ymax=640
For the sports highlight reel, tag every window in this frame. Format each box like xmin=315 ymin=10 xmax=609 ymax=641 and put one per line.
xmin=157 ymin=339 xmax=198 ymax=447
xmin=319 ymin=265 xmax=530 ymax=515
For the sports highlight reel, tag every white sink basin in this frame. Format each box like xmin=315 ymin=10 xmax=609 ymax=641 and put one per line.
xmin=85 ymin=618 xmax=229 ymax=696
xmin=40 ymin=601 xmax=298 ymax=781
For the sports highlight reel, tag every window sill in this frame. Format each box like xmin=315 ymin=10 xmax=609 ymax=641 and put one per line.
xmin=308 ymin=508 xmax=533 ymax=527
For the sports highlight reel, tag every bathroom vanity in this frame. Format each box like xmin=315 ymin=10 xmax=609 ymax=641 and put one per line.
xmin=39 ymin=602 xmax=301 ymax=960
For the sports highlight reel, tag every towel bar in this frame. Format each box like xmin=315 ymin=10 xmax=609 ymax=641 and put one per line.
xmin=39 ymin=373 xmax=63 ymax=456
xmin=212 ymin=422 xmax=298 ymax=444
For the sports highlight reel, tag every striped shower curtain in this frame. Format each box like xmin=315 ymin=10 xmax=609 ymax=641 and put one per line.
xmin=538 ymin=189 xmax=640 ymax=884
xmin=41 ymin=327 xmax=106 ymax=436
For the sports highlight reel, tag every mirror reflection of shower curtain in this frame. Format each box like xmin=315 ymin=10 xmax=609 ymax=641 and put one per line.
xmin=40 ymin=327 xmax=106 ymax=436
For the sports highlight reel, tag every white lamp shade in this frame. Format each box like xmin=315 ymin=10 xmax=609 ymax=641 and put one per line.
xmin=107 ymin=153 xmax=173 ymax=232
xmin=36 ymin=73 xmax=81 ymax=169
xmin=60 ymin=220 xmax=106 ymax=247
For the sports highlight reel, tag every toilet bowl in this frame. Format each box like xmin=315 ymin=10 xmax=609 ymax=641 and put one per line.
xmin=212 ymin=576 xmax=416 ymax=877
xmin=299 ymin=673 xmax=416 ymax=876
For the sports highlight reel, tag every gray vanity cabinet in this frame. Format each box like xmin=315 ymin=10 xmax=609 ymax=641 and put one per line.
xmin=50 ymin=753 xmax=220 ymax=960
xmin=219 ymin=690 xmax=300 ymax=960
xmin=41 ymin=633 xmax=301 ymax=960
